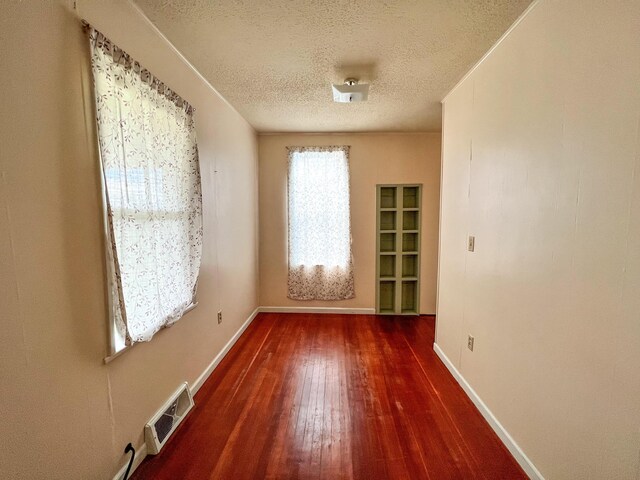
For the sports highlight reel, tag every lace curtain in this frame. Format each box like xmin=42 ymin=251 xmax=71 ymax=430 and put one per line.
xmin=87 ymin=25 xmax=203 ymax=346
xmin=287 ymin=146 xmax=355 ymax=300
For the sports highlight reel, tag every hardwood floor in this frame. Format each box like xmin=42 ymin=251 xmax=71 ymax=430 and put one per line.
xmin=133 ymin=313 xmax=526 ymax=479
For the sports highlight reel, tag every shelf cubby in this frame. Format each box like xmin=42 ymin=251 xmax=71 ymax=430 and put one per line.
xmin=402 ymin=210 xmax=419 ymax=230
xmin=379 ymin=255 xmax=396 ymax=278
xmin=403 ymin=186 xmax=419 ymax=208
xmin=380 ymin=211 xmax=396 ymax=231
xmin=380 ymin=187 xmax=397 ymax=208
xmin=402 ymin=254 xmax=418 ymax=278
xmin=380 ymin=232 xmax=396 ymax=252
xmin=401 ymin=281 xmax=418 ymax=314
xmin=402 ymin=232 xmax=418 ymax=252
xmin=379 ymin=281 xmax=396 ymax=313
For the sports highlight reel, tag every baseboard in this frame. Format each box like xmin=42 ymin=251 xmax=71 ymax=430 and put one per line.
xmin=192 ymin=306 xmax=260 ymax=394
xmin=258 ymin=306 xmax=376 ymax=315
xmin=112 ymin=307 xmax=260 ymax=480
xmin=112 ymin=443 xmax=148 ymax=480
xmin=433 ymin=343 xmax=544 ymax=480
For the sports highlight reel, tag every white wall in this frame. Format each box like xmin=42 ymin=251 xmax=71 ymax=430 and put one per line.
xmin=437 ymin=1 xmax=640 ymax=478
xmin=0 ymin=1 xmax=259 ymax=478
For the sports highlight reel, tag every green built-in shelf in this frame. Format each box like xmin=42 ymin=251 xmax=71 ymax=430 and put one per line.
xmin=375 ymin=184 xmax=422 ymax=315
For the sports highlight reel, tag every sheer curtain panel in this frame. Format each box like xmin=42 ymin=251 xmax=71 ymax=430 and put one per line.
xmin=287 ymin=146 xmax=354 ymax=300
xmin=86 ymin=25 xmax=203 ymax=348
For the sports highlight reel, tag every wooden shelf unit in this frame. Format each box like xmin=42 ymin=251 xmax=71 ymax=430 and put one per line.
xmin=375 ymin=184 xmax=421 ymax=315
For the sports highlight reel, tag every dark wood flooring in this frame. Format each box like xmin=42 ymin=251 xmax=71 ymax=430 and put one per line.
xmin=133 ymin=313 xmax=526 ymax=479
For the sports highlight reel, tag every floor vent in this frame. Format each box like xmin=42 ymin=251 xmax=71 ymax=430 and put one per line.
xmin=145 ymin=382 xmax=194 ymax=455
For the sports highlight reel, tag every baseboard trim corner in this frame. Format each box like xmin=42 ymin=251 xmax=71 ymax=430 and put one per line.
xmin=192 ymin=306 xmax=260 ymax=394
xmin=112 ymin=307 xmax=260 ymax=480
xmin=258 ymin=306 xmax=376 ymax=315
xmin=433 ymin=343 xmax=544 ymax=480
xmin=112 ymin=443 xmax=148 ymax=480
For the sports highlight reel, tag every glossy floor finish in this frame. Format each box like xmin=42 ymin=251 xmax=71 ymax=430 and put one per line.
xmin=133 ymin=313 xmax=526 ymax=479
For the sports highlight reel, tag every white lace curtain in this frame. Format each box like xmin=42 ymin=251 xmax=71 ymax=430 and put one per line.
xmin=87 ymin=25 xmax=203 ymax=347
xmin=287 ymin=146 xmax=354 ymax=300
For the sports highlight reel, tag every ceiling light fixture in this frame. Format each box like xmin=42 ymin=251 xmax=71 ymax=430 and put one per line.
xmin=332 ymin=78 xmax=369 ymax=103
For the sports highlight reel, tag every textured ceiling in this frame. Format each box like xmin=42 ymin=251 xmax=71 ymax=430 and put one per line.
xmin=135 ymin=0 xmax=532 ymax=132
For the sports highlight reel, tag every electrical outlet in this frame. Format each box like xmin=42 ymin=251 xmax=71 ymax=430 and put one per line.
xmin=468 ymin=235 xmax=475 ymax=252
xmin=217 ymin=311 xmax=222 ymax=324
xmin=467 ymin=335 xmax=474 ymax=352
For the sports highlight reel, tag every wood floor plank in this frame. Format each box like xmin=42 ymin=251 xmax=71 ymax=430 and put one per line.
xmin=133 ymin=314 xmax=527 ymax=480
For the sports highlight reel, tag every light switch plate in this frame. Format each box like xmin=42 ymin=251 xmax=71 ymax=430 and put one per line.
xmin=467 ymin=335 xmax=474 ymax=351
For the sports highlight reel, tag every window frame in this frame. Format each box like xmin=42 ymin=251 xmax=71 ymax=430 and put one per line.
xmin=85 ymin=24 xmax=202 ymax=361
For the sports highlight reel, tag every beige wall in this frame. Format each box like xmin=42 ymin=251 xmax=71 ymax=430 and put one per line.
xmin=437 ymin=1 xmax=640 ymax=478
xmin=259 ymin=133 xmax=441 ymax=313
xmin=0 ymin=1 xmax=258 ymax=479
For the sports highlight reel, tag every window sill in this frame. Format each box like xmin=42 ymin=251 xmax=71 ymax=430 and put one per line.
xmin=103 ymin=301 xmax=198 ymax=364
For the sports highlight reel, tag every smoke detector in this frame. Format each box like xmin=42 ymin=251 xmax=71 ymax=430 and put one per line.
xmin=332 ymin=78 xmax=369 ymax=103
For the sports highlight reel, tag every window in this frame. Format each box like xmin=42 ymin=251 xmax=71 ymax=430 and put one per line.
xmin=287 ymin=146 xmax=354 ymax=300
xmin=87 ymin=25 xmax=203 ymax=353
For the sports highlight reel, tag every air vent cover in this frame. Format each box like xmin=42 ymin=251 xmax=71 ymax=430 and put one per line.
xmin=145 ymin=382 xmax=194 ymax=454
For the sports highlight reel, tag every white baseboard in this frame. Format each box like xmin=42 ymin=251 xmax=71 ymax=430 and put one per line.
xmin=112 ymin=307 xmax=260 ymax=480
xmin=258 ymin=306 xmax=376 ymax=315
xmin=113 ymin=443 xmax=148 ymax=480
xmin=192 ymin=307 xmax=260 ymax=394
xmin=433 ymin=343 xmax=544 ymax=480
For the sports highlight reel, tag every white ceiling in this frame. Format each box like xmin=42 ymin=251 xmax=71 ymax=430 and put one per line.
xmin=135 ymin=0 xmax=532 ymax=133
